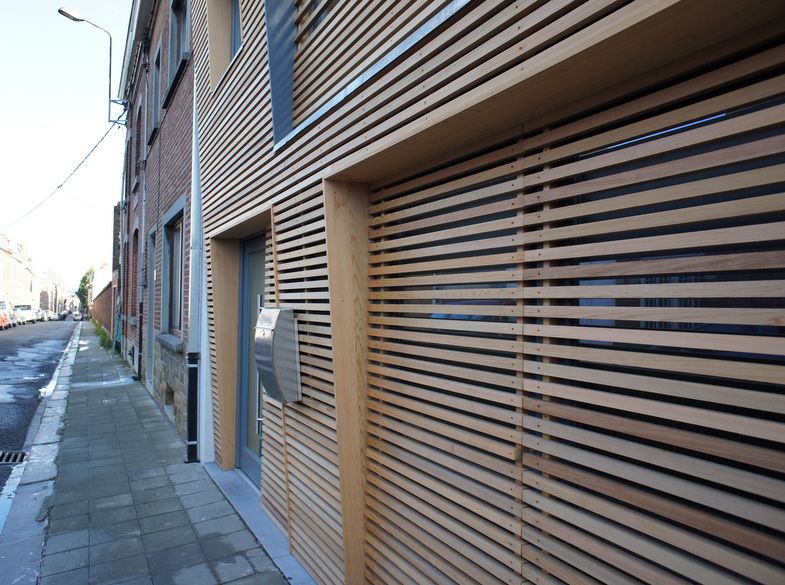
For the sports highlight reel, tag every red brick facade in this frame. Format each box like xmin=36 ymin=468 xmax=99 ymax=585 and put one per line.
xmin=120 ymin=0 xmax=192 ymax=434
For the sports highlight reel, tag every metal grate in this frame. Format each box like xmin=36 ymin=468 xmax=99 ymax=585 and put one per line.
xmin=0 ymin=451 xmax=26 ymax=465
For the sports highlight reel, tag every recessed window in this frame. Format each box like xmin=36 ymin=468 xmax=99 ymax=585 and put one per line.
xmin=206 ymin=0 xmax=242 ymax=87
xmin=166 ymin=0 xmax=190 ymax=104
xmin=149 ymin=47 xmax=161 ymax=144
xmin=165 ymin=216 xmax=184 ymax=335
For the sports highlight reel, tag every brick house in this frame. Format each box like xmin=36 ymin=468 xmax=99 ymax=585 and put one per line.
xmin=119 ymin=0 xmax=194 ymax=440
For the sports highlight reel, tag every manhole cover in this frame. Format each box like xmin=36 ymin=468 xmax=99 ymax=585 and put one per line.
xmin=0 ymin=451 xmax=26 ymax=465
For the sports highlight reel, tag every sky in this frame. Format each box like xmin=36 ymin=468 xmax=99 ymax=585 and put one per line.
xmin=0 ymin=1 xmax=132 ymax=294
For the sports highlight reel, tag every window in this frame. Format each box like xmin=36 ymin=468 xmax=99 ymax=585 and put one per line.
xmin=206 ymin=0 xmax=242 ymax=86
xmin=165 ymin=217 xmax=184 ymax=334
xmin=133 ymin=105 xmax=142 ymax=189
xmin=231 ymin=0 xmax=242 ymax=57
xmin=166 ymin=0 xmax=190 ymax=103
xmin=149 ymin=47 xmax=161 ymax=143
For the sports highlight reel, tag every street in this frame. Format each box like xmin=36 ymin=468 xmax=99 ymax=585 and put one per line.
xmin=0 ymin=321 xmax=76 ymax=491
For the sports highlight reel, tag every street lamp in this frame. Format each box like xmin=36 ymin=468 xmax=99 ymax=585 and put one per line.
xmin=58 ymin=7 xmax=127 ymax=125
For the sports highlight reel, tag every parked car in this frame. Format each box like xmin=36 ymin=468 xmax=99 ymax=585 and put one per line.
xmin=73 ymin=312 xmax=83 ymax=321
xmin=10 ymin=306 xmax=23 ymax=327
xmin=0 ymin=300 xmax=11 ymax=330
xmin=14 ymin=304 xmax=37 ymax=324
xmin=46 ymin=310 xmax=57 ymax=321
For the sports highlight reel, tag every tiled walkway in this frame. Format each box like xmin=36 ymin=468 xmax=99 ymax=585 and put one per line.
xmin=41 ymin=324 xmax=286 ymax=585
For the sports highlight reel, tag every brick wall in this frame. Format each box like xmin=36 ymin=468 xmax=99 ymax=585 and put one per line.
xmin=92 ymin=282 xmax=113 ymax=333
xmin=120 ymin=1 xmax=193 ymax=433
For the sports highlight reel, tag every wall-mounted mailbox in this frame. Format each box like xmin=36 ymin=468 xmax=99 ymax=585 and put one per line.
xmin=254 ymin=307 xmax=302 ymax=403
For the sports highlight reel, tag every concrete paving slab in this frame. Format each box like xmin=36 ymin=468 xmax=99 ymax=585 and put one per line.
xmin=45 ymin=528 xmax=90 ymax=555
xmin=1 ymin=324 xmax=291 ymax=585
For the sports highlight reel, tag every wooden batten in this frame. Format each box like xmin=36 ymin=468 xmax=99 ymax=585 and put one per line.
xmin=209 ymin=237 xmax=240 ymax=469
xmin=323 ymin=180 xmax=370 ymax=585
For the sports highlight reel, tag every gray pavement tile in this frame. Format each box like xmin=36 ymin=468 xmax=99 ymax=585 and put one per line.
xmin=179 ymin=486 xmax=224 ymax=508
xmin=211 ymin=554 xmax=254 ymax=583
xmin=168 ymin=467 xmax=207 ymax=485
xmin=40 ymin=567 xmax=90 ymax=585
xmin=226 ymin=571 xmax=288 ymax=585
xmin=49 ymin=513 xmax=90 ymax=534
xmin=89 ymin=553 xmax=150 ymax=584
xmin=140 ymin=510 xmax=190 ymax=534
xmin=41 ymin=547 xmax=89 ymax=576
xmin=109 ymin=578 xmax=152 ymax=585
xmin=193 ymin=515 xmax=245 ymax=540
xmin=245 ymin=548 xmax=278 ymax=574
xmin=165 ymin=463 xmax=192 ymax=475
xmin=137 ymin=497 xmax=182 ymax=519
xmin=173 ymin=479 xmax=214 ymax=497
xmin=134 ymin=484 xmax=176 ymax=504
xmin=128 ymin=467 xmax=167 ymax=481
xmin=156 ymin=448 xmax=186 ymax=463
xmin=127 ymin=458 xmax=166 ymax=473
xmin=53 ymin=488 xmax=90 ymax=505
xmin=186 ymin=500 xmax=234 ymax=524
xmin=151 ymin=562 xmax=217 ymax=585
xmin=90 ymin=505 xmax=137 ymax=526
xmin=50 ymin=500 xmax=90 ymax=519
xmin=90 ymin=519 xmax=142 ymax=545
xmin=200 ymin=530 xmax=259 ymax=561
xmin=90 ymin=481 xmax=132 ymax=499
xmin=89 ymin=456 xmax=125 ymax=469
xmin=90 ymin=535 xmax=145 ymax=565
xmin=131 ymin=476 xmax=171 ymax=492
xmin=89 ymin=465 xmax=129 ymax=482
xmin=142 ymin=525 xmax=197 ymax=553
xmin=148 ymin=542 xmax=206 ymax=575
xmin=45 ymin=529 xmax=90 ymax=555
xmin=91 ymin=492 xmax=135 ymax=510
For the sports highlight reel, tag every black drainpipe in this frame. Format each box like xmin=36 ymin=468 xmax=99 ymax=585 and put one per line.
xmin=186 ymin=352 xmax=199 ymax=462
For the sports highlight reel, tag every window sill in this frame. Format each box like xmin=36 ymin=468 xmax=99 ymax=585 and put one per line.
xmin=156 ymin=332 xmax=184 ymax=353
xmin=147 ymin=124 xmax=160 ymax=146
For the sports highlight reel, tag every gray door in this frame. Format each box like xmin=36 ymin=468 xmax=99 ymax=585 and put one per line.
xmin=238 ymin=235 xmax=265 ymax=487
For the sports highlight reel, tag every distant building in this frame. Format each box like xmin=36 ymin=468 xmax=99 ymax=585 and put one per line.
xmin=0 ymin=233 xmax=36 ymax=306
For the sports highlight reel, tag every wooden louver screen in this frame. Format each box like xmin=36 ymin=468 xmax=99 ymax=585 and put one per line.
xmin=366 ymin=45 xmax=785 ymax=585
xmin=265 ymin=187 xmax=346 ymax=585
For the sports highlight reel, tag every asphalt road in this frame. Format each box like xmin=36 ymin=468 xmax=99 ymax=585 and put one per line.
xmin=0 ymin=321 xmax=76 ymax=491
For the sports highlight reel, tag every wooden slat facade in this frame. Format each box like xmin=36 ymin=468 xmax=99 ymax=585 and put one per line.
xmin=292 ymin=0 xmax=452 ymax=125
xmin=193 ymin=0 xmax=785 ymax=583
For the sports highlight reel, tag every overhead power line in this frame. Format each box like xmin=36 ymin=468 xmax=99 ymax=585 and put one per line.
xmin=0 ymin=124 xmax=120 ymax=230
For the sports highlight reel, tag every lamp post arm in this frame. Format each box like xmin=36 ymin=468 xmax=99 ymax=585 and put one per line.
xmin=82 ymin=20 xmax=114 ymax=124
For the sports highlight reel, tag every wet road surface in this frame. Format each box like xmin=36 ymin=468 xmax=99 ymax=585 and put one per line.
xmin=0 ymin=321 xmax=76 ymax=491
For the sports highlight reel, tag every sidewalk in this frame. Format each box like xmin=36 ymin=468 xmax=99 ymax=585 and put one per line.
xmin=1 ymin=323 xmax=288 ymax=585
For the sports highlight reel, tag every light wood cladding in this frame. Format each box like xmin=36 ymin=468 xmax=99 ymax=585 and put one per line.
xmin=324 ymin=180 xmax=370 ymax=585
xmin=207 ymin=237 xmax=240 ymax=469
xmin=192 ymin=0 xmax=785 ymax=582
xmin=272 ymin=187 xmax=346 ymax=585
xmin=292 ymin=0 xmax=452 ymax=125
xmin=365 ymin=51 xmax=785 ymax=583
